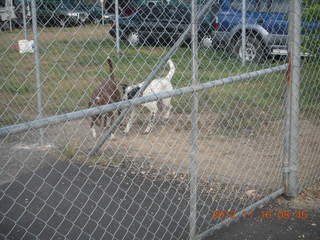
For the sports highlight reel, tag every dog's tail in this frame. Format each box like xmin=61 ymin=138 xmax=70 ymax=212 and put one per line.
xmin=107 ymin=58 xmax=115 ymax=82
xmin=165 ymin=59 xmax=175 ymax=82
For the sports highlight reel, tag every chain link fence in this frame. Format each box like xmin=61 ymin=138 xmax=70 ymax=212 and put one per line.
xmin=0 ymin=0 xmax=319 ymax=239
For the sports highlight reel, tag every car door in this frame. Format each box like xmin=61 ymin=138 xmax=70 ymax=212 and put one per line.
xmin=256 ymin=0 xmax=289 ymax=46
xmin=261 ymin=0 xmax=289 ymax=35
xmin=218 ymin=0 xmax=243 ymax=32
xmin=245 ymin=0 xmax=287 ymax=33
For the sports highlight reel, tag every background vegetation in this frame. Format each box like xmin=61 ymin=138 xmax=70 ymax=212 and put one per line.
xmin=0 ymin=23 xmax=319 ymax=133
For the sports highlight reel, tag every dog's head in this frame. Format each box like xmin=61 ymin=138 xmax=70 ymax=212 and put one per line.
xmin=122 ymin=85 xmax=141 ymax=100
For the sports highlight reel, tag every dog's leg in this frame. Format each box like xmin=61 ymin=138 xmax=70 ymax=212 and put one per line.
xmin=91 ymin=127 xmax=97 ymax=138
xmin=109 ymin=112 xmax=116 ymax=139
xmin=144 ymin=102 xmax=158 ymax=134
xmin=124 ymin=108 xmax=136 ymax=134
xmin=144 ymin=111 xmax=156 ymax=134
xmin=163 ymin=98 xmax=172 ymax=120
xmin=90 ymin=118 xmax=97 ymax=138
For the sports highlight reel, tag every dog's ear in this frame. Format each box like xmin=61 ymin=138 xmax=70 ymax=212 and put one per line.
xmin=128 ymin=87 xmax=141 ymax=99
xmin=120 ymin=84 xmax=128 ymax=94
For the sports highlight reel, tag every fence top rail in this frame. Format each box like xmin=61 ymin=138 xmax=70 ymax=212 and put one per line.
xmin=0 ymin=64 xmax=287 ymax=137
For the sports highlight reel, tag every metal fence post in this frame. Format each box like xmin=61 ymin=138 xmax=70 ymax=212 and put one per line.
xmin=8 ymin=0 xmax=13 ymax=31
xmin=190 ymin=0 xmax=199 ymax=239
xmin=284 ymin=0 xmax=301 ymax=199
xmin=241 ymin=0 xmax=246 ymax=64
xmin=115 ymin=0 xmax=120 ymax=55
xmin=101 ymin=0 xmax=105 ymax=25
xmin=22 ymin=0 xmax=28 ymax=39
xmin=31 ymin=0 xmax=44 ymax=144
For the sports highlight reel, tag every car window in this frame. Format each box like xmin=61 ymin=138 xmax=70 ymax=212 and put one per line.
xmin=38 ymin=2 xmax=46 ymax=11
xmin=47 ymin=3 xmax=56 ymax=11
xmin=138 ymin=7 xmax=152 ymax=18
xmin=151 ymin=5 xmax=167 ymax=19
xmin=259 ymin=1 xmax=272 ymax=12
xmin=231 ymin=0 xmax=260 ymax=12
xmin=211 ymin=3 xmax=221 ymax=14
xmin=230 ymin=0 xmax=289 ymax=13
xmin=269 ymin=0 xmax=289 ymax=13
xmin=171 ymin=7 xmax=191 ymax=23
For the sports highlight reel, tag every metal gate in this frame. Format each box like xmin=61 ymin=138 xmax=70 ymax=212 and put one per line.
xmin=0 ymin=0 xmax=319 ymax=239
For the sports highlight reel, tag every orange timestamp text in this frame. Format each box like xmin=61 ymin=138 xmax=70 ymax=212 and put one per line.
xmin=211 ymin=209 xmax=309 ymax=221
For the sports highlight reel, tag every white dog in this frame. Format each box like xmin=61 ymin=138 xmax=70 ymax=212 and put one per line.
xmin=122 ymin=59 xmax=175 ymax=134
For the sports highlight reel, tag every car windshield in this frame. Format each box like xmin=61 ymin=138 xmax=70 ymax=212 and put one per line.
xmin=57 ymin=1 xmax=82 ymax=11
xmin=46 ymin=3 xmax=56 ymax=11
xmin=230 ymin=0 xmax=289 ymax=13
xmin=135 ymin=5 xmax=191 ymax=22
xmin=70 ymin=0 xmax=99 ymax=11
xmin=136 ymin=6 xmax=152 ymax=19
xmin=268 ymin=0 xmax=289 ymax=13
xmin=231 ymin=0 xmax=260 ymax=12
xmin=167 ymin=6 xmax=191 ymax=22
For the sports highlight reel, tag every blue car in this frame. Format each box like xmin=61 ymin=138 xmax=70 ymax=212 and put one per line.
xmin=207 ymin=0 xmax=319 ymax=62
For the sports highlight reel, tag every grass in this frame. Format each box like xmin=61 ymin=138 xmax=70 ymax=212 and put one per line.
xmin=60 ymin=142 xmax=123 ymax=166
xmin=62 ymin=143 xmax=77 ymax=160
xmin=1 ymin=24 xmax=320 ymax=134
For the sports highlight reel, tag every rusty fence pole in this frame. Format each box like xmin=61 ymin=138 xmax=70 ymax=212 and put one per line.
xmin=284 ymin=0 xmax=301 ymax=199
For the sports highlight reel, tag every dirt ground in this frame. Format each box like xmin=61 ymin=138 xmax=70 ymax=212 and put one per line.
xmin=0 ymin=111 xmax=320 ymax=239
xmin=1 ymin=111 xmax=320 ymax=192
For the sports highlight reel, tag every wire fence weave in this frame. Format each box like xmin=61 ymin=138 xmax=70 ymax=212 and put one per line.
xmin=0 ymin=0 xmax=319 ymax=239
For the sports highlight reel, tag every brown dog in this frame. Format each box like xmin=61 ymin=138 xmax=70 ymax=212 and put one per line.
xmin=88 ymin=58 xmax=121 ymax=138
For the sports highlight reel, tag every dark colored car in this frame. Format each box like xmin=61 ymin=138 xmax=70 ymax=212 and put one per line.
xmin=209 ymin=0 xmax=320 ymax=62
xmin=69 ymin=0 xmax=109 ymax=24
xmin=20 ymin=0 xmax=89 ymax=27
xmin=109 ymin=3 xmax=217 ymax=47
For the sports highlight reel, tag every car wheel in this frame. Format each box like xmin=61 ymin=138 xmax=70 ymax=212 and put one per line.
xmin=234 ymin=35 xmax=265 ymax=63
xmin=127 ymin=32 xmax=140 ymax=47
xmin=200 ymin=35 xmax=214 ymax=48
xmin=94 ymin=18 xmax=100 ymax=25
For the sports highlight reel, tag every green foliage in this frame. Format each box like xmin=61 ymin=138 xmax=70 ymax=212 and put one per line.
xmin=302 ymin=4 xmax=320 ymax=57
xmin=303 ymin=3 xmax=320 ymax=22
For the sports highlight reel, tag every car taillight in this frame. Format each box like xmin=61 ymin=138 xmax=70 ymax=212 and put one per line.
xmin=213 ymin=23 xmax=220 ymax=31
xmin=213 ymin=16 xmax=219 ymax=31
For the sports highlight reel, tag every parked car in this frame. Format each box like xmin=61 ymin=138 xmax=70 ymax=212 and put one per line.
xmin=69 ymin=0 xmax=110 ymax=24
xmin=208 ymin=0 xmax=320 ymax=62
xmin=20 ymin=0 xmax=90 ymax=27
xmin=109 ymin=3 xmax=217 ymax=47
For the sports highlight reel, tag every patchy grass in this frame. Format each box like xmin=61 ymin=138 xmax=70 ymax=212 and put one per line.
xmin=60 ymin=142 xmax=123 ymax=166
xmin=1 ymin=24 xmax=319 ymax=135
xmin=85 ymin=154 xmax=123 ymax=166
xmin=61 ymin=143 xmax=78 ymax=160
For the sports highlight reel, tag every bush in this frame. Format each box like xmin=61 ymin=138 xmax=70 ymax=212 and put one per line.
xmin=302 ymin=4 xmax=320 ymax=57
xmin=303 ymin=4 xmax=320 ymax=22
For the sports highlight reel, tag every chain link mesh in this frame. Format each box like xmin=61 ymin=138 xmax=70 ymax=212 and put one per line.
xmin=0 ymin=0 xmax=319 ymax=239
